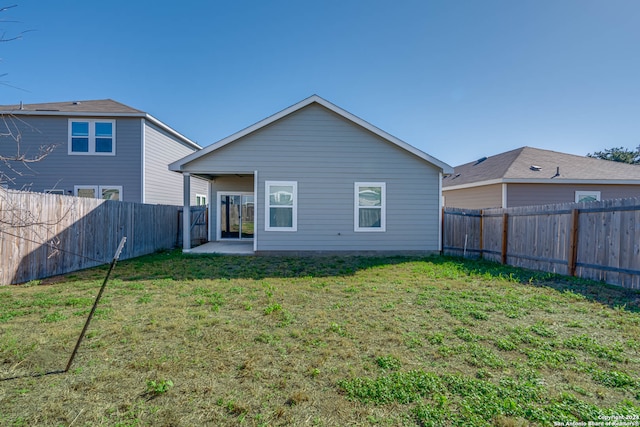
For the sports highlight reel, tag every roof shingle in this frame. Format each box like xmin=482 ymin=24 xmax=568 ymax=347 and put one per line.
xmin=444 ymin=146 xmax=640 ymax=187
xmin=0 ymin=99 xmax=144 ymax=114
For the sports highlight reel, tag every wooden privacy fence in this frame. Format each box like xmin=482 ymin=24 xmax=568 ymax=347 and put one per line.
xmin=443 ymin=197 xmax=640 ymax=289
xmin=0 ymin=189 xmax=205 ymax=285
xmin=177 ymin=206 xmax=208 ymax=247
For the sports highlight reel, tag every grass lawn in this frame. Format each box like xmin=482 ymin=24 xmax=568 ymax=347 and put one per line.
xmin=1 ymin=252 xmax=639 ymax=426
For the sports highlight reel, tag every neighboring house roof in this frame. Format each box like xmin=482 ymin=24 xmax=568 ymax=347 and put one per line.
xmin=0 ymin=99 xmax=201 ymax=150
xmin=443 ymin=146 xmax=640 ymax=190
xmin=169 ymin=94 xmax=453 ymax=174
xmin=0 ymin=99 xmax=144 ymax=114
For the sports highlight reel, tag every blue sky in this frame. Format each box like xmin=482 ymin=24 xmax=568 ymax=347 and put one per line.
xmin=2 ymin=0 xmax=639 ymax=165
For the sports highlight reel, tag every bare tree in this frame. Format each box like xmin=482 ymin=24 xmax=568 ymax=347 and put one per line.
xmin=0 ymin=4 xmax=25 ymax=42
xmin=1 ymin=4 xmax=64 ymax=259
xmin=1 ymin=4 xmax=57 ymax=186
xmin=1 ymin=114 xmax=57 ymax=186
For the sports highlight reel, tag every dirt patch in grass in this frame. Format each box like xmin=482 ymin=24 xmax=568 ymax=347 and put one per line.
xmin=1 ymin=252 xmax=639 ymax=426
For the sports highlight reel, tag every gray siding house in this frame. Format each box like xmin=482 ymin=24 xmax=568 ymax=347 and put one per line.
xmin=170 ymin=95 xmax=453 ymax=254
xmin=443 ymin=146 xmax=640 ymax=209
xmin=0 ymin=99 xmax=207 ymax=205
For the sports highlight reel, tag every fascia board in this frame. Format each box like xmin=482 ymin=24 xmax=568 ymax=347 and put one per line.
xmin=504 ymin=178 xmax=640 ymax=185
xmin=443 ymin=179 xmax=504 ymax=191
xmin=311 ymin=96 xmax=454 ymax=174
xmin=170 ymin=95 xmax=454 ymax=174
xmin=443 ymin=178 xmax=640 ymax=191
xmin=171 ymin=97 xmax=319 ymax=171
xmin=0 ymin=110 xmax=145 ymax=117
xmin=1 ymin=109 xmax=200 ymax=150
xmin=144 ymin=114 xmax=201 ymax=150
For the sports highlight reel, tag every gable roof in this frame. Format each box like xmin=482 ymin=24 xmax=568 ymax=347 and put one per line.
xmin=0 ymin=99 xmax=201 ymax=149
xmin=169 ymin=95 xmax=453 ymax=174
xmin=443 ymin=146 xmax=640 ymax=189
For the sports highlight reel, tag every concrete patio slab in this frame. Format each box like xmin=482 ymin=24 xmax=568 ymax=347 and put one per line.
xmin=184 ymin=241 xmax=254 ymax=255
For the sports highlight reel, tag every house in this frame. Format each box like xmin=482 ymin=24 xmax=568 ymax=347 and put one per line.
xmin=443 ymin=146 xmax=640 ymax=209
xmin=169 ymin=95 xmax=454 ymax=253
xmin=0 ymin=99 xmax=207 ymax=205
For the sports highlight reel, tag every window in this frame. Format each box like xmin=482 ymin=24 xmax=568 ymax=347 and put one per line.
xmin=45 ymin=189 xmax=65 ymax=195
xmin=265 ymin=181 xmax=297 ymax=231
xmin=75 ymin=185 xmax=98 ymax=198
xmin=101 ymin=186 xmax=122 ymax=200
xmin=575 ymin=191 xmax=600 ymax=203
xmin=69 ymin=119 xmax=115 ymax=155
xmin=355 ymin=182 xmax=386 ymax=232
xmin=74 ymin=185 xmax=122 ymax=200
xmin=196 ymin=194 xmax=207 ymax=206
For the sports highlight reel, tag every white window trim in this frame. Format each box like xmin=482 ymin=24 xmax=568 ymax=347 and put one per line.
xmin=575 ymin=190 xmax=601 ymax=203
xmin=196 ymin=194 xmax=208 ymax=206
xmin=100 ymin=185 xmax=123 ymax=201
xmin=265 ymin=181 xmax=297 ymax=231
xmin=74 ymin=185 xmax=123 ymax=200
xmin=216 ymin=191 xmax=254 ymax=241
xmin=68 ymin=119 xmax=116 ymax=155
xmin=74 ymin=185 xmax=99 ymax=198
xmin=354 ymin=182 xmax=386 ymax=232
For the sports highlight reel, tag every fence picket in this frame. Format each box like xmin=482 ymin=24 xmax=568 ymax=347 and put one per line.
xmin=443 ymin=197 xmax=640 ymax=289
xmin=0 ymin=189 xmax=207 ymax=285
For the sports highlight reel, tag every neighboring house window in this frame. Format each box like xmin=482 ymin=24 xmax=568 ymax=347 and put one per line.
xmin=68 ymin=119 xmax=116 ymax=155
xmin=74 ymin=185 xmax=122 ymax=200
xmin=75 ymin=185 xmax=98 ymax=198
xmin=196 ymin=194 xmax=207 ymax=206
xmin=45 ymin=189 xmax=65 ymax=195
xmin=575 ymin=191 xmax=600 ymax=203
xmin=265 ymin=181 xmax=297 ymax=231
xmin=101 ymin=186 xmax=122 ymax=200
xmin=355 ymin=182 xmax=386 ymax=232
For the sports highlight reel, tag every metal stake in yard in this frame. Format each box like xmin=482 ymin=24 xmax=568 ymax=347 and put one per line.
xmin=0 ymin=237 xmax=127 ymax=381
xmin=64 ymin=236 xmax=127 ymax=372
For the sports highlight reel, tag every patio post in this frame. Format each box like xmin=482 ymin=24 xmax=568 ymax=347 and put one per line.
xmin=183 ymin=173 xmax=191 ymax=250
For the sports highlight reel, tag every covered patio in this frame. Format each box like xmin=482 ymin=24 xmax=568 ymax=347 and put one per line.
xmin=184 ymin=240 xmax=254 ymax=255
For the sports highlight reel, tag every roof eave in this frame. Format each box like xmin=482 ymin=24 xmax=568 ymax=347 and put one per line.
xmin=171 ymin=95 xmax=453 ymax=173
xmin=443 ymin=179 xmax=504 ymax=191
xmin=443 ymin=177 xmax=640 ymax=191
xmin=0 ymin=109 xmax=201 ymax=150
xmin=0 ymin=109 xmax=146 ymax=117
xmin=144 ymin=114 xmax=201 ymax=150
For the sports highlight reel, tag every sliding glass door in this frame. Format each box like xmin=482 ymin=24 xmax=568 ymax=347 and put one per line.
xmin=219 ymin=193 xmax=254 ymax=240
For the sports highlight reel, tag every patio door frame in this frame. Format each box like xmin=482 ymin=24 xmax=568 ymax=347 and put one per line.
xmin=216 ymin=191 xmax=255 ymax=241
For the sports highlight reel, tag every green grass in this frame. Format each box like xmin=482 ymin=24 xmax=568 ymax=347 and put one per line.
xmin=0 ymin=251 xmax=639 ymax=426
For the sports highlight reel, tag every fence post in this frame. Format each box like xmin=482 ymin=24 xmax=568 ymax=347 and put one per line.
xmin=568 ymin=209 xmax=580 ymax=276
xmin=501 ymin=213 xmax=509 ymax=265
xmin=479 ymin=210 xmax=484 ymax=259
xmin=441 ymin=207 xmax=445 ymax=256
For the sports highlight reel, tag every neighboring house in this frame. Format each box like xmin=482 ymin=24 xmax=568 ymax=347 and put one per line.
xmin=443 ymin=146 xmax=640 ymax=209
xmin=0 ymin=99 xmax=207 ymax=205
xmin=169 ymin=95 xmax=453 ymax=253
